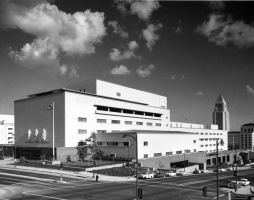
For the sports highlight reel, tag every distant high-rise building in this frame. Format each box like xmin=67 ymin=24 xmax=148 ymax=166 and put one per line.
xmin=213 ymin=95 xmax=230 ymax=131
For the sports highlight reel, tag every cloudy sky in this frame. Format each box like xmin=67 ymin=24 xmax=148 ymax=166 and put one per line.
xmin=0 ymin=0 xmax=254 ymax=131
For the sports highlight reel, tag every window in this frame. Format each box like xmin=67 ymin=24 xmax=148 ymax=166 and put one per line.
xmin=78 ymin=117 xmax=87 ymax=122
xmin=147 ymin=123 xmax=152 ymax=126
xmin=97 ymin=142 xmax=102 ymax=146
xmin=217 ymin=133 xmax=219 ymax=135
xmin=97 ymin=130 xmax=106 ymax=134
xmin=194 ymin=149 xmax=196 ymax=152
xmin=166 ymin=152 xmax=173 ymax=156
xmin=193 ymin=140 xmax=196 ymax=143
xmin=144 ymin=141 xmax=148 ymax=146
xmin=109 ymin=107 xmax=121 ymax=113
xmin=201 ymin=133 xmax=204 ymax=135
xmin=156 ymin=123 xmax=161 ymax=127
xmin=205 ymin=133 xmax=208 ymax=135
xmin=125 ymin=121 xmax=132 ymax=125
xmin=154 ymin=153 xmax=162 ymax=157
xmin=209 ymin=133 xmax=212 ymax=135
xmin=176 ymin=151 xmax=182 ymax=154
xmin=112 ymin=120 xmax=120 ymax=124
xmin=123 ymin=142 xmax=129 ymax=146
xmin=220 ymin=133 xmax=222 ymax=135
xmin=213 ymin=133 xmax=216 ymax=135
xmin=209 ymin=144 xmax=212 ymax=146
xmin=201 ymin=145 xmax=204 ymax=147
xmin=116 ymin=92 xmax=121 ymax=97
xmin=8 ymin=128 xmax=13 ymax=130
xmin=107 ymin=142 xmax=118 ymax=146
xmin=97 ymin=106 xmax=108 ymax=111
xmin=136 ymin=122 xmax=143 ymax=125
xmin=78 ymin=129 xmax=87 ymax=134
xmin=97 ymin=119 xmax=106 ymax=123
xmin=144 ymin=154 xmax=148 ymax=158
xmin=205 ymin=144 xmax=208 ymax=147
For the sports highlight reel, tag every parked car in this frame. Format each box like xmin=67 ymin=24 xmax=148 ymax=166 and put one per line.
xmin=154 ymin=172 xmax=165 ymax=178
xmin=228 ymin=181 xmax=242 ymax=189
xmin=239 ymin=179 xmax=250 ymax=186
xmin=176 ymin=171 xmax=186 ymax=176
xmin=219 ymin=168 xmax=226 ymax=172
xmin=200 ymin=170 xmax=208 ymax=173
xmin=193 ymin=170 xmax=200 ymax=174
xmin=165 ymin=171 xmax=176 ymax=177
xmin=138 ymin=172 xmax=154 ymax=179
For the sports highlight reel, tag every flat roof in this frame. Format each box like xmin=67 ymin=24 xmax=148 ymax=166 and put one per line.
xmin=15 ymin=88 xmax=149 ymax=106
xmin=98 ymin=130 xmax=199 ymax=135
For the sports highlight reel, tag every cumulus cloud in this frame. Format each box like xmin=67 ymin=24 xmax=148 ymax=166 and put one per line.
xmin=208 ymin=1 xmax=225 ymax=10
xmin=196 ymin=14 xmax=254 ymax=49
xmin=171 ymin=75 xmax=176 ymax=80
xmin=142 ymin=23 xmax=163 ymax=50
xmin=136 ymin=64 xmax=154 ymax=78
xmin=108 ymin=21 xmax=129 ymax=38
xmin=130 ymin=1 xmax=160 ymax=20
xmin=246 ymin=85 xmax=254 ymax=95
xmin=1 ymin=1 xmax=106 ymax=75
xmin=175 ymin=19 xmax=183 ymax=35
xmin=110 ymin=65 xmax=131 ymax=75
xmin=195 ymin=91 xmax=204 ymax=96
xmin=109 ymin=41 xmax=140 ymax=61
xmin=114 ymin=0 xmax=160 ymax=21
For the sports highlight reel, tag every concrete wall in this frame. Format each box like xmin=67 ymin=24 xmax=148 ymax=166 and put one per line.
xmin=139 ymin=152 xmax=206 ymax=170
xmin=97 ymin=131 xmax=199 ymax=160
xmin=56 ymin=147 xmax=79 ymax=162
xmin=15 ymin=92 xmax=65 ymax=148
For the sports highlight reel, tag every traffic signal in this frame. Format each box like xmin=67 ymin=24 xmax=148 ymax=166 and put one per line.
xmin=138 ymin=188 xmax=142 ymax=199
xmin=60 ymin=162 xmax=63 ymax=169
xmin=234 ymin=171 xmax=237 ymax=176
xmin=203 ymin=186 xmax=207 ymax=197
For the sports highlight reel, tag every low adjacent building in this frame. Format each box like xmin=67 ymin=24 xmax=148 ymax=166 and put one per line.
xmin=0 ymin=115 xmax=15 ymax=145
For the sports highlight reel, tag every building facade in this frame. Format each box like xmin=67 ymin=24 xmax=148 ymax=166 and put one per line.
xmin=240 ymin=123 xmax=254 ymax=151
xmin=0 ymin=115 xmax=15 ymax=145
xmin=14 ymin=79 xmax=228 ymax=163
xmin=228 ymin=131 xmax=240 ymax=150
xmin=213 ymin=95 xmax=230 ymax=131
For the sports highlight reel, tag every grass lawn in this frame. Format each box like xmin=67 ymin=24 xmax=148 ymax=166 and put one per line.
xmin=10 ymin=159 xmax=132 ymax=176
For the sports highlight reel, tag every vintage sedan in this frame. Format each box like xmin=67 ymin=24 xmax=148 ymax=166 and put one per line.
xmin=138 ymin=172 xmax=154 ymax=179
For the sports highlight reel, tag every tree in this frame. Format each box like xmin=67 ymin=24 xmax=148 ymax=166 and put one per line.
xmin=76 ymin=132 xmax=103 ymax=162
xmin=94 ymin=148 xmax=104 ymax=163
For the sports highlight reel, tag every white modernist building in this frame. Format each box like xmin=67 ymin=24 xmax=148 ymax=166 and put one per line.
xmin=14 ymin=79 xmax=227 ymax=161
xmin=0 ymin=115 xmax=15 ymax=145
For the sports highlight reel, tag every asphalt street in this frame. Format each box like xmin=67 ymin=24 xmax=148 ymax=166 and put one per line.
xmin=0 ymin=167 xmax=253 ymax=200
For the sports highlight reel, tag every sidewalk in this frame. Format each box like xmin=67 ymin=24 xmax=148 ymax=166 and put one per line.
xmin=0 ymin=158 xmax=135 ymax=182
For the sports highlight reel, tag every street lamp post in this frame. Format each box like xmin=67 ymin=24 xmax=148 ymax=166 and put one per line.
xmin=123 ymin=133 xmax=139 ymax=200
xmin=47 ymin=101 xmax=55 ymax=160
xmin=235 ymin=147 xmax=238 ymax=192
xmin=184 ymin=151 xmax=185 ymax=172
xmin=216 ymin=138 xmax=224 ymax=200
xmin=14 ymin=134 xmax=16 ymax=168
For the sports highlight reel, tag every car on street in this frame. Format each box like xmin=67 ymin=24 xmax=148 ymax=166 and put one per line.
xmin=228 ymin=181 xmax=242 ymax=189
xmin=239 ymin=179 xmax=250 ymax=186
xmin=200 ymin=170 xmax=208 ymax=173
xmin=138 ymin=172 xmax=154 ymax=179
xmin=154 ymin=172 xmax=165 ymax=178
xmin=176 ymin=171 xmax=187 ymax=176
xmin=193 ymin=170 xmax=200 ymax=174
xmin=165 ymin=171 xmax=176 ymax=177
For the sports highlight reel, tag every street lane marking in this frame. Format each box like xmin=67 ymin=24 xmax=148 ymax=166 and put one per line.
xmin=22 ymin=192 xmax=67 ymax=200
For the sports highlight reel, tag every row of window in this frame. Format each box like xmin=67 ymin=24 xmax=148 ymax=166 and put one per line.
xmin=200 ymin=133 xmax=223 ymax=135
xmin=97 ymin=119 xmax=162 ymax=126
xmin=97 ymin=142 xmax=129 ymax=146
xmin=96 ymin=105 xmax=162 ymax=118
xmin=78 ymin=117 xmax=163 ymax=127
xmin=144 ymin=149 xmax=195 ymax=159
